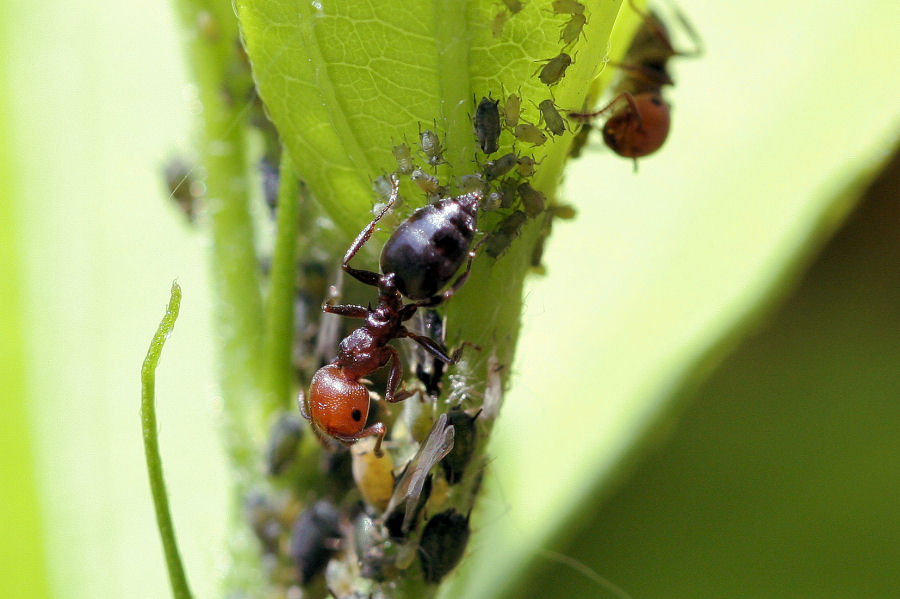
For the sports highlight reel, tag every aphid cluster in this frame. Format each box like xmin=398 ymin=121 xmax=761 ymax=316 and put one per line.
xmin=568 ymin=0 xmax=702 ymax=167
xmin=468 ymin=94 xmax=556 ymax=259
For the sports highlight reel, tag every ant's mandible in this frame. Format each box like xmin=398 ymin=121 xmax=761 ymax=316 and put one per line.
xmin=300 ymin=176 xmax=482 ymax=457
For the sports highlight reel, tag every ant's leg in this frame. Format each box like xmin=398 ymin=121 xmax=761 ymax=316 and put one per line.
xmin=608 ymin=61 xmax=674 ymax=87
xmin=404 ymin=331 xmax=454 ymax=364
xmin=384 ymin=347 xmax=415 ymax=403
xmin=342 ymin=175 xmax=400 ymax=287
xmin=569 ymin=93 xmax=642 ymax=128
xmin=671 ymin=5 xmax=704 ymax=57
xmin=339 ymin=422 xmax=387 ymax=458
xmin=322 ymin=303 xmax=368 ymax=318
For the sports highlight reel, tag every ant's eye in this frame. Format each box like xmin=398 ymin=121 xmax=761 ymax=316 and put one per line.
xmin=351 ymin=408 xmax=362 ymax=422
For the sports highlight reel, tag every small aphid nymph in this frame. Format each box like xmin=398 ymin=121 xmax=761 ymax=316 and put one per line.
xmin=514 ymin=122 xmax=547 ymax=146
xmin=538 ymin=52 xmax=572 ymax=86
xmin=537 ymin=99 xmax=567 ymax=136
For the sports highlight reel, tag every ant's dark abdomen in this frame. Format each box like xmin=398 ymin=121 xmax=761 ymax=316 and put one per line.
xmin=380 ymin=198 xmax=477 ymax=300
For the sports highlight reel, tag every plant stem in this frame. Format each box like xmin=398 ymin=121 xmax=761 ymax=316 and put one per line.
xmin=262 ymin=151 xmax=304 ymax=414
xmin=141 ymin=282 xmax=194 ymax=599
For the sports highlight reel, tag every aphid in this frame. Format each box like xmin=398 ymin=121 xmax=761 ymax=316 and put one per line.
xmin=551 ymin=0 xmax=584 ymax=15
xmin=392 ymin=143 xmax=415 ymax=175
xmin=440 ymin=408 xmax=481 ymax=484
xmin=244 ymin=491 xmax=285 ymax=555
xmin=258 ymin=157 xmax=280 ymax=215
xmin=419 ymin=128 xmax=446 ymax=167
xmin=516 ymin=155 xmax=540 ymax=178
xmin=502 ymin=0 xmax=524 ymax=14
xmin=163 ymin=158 xmax=201 ymax=222
xmin=568 ymin=1 xmax=702 ymax=166
xmin=537 ymin=99 xmax=567 ymax=136
xmin=567 ymin=122 xmax=593 ymax=158
xmin=560 ymin=12 xmax=587 ymax=46
xmin=418 ymin=509 xmax=471 ymax=584
xmin=351 ymin=437 xmax=395 ymax=512
xmin=289 ymin=500 xmax=342 ymax=584
xmin=502 ymin=92 xmax=522 ymax=129
xmin=299 ymin=177 xmax=481 ymax=456
xmin=411 ymin=167 xmax=445 ymax=199
xmin=354 ymin=513 xmax=399 ymax=581
xmin=485 ymin=210 xmax=527 ymax=258
xmin=491 ymin=10 xmax=509 ymax=38
xmin=385 ymin=413 xmax=455 ymax=536
xmin=514 ymin=123 xmax=547 ymax=146
xmin=498 ymin=177 xmax=519 ymax=209
xmin=518 ymin=182 xmax=547 ymax=217
xmin=413 ymin=309 xmax=448 ymax=399
xmin=456 ymin=173 xmax=485 ymax=195
xmin=264 ymin=412 xmax=304 ymax=476
xmin=537 ymin=52 xmax=572 ymax=86
xmin=483 ymin=152 xmax=518 ymax=181
xmin=474 ymin=96 xmax=501 ymax=155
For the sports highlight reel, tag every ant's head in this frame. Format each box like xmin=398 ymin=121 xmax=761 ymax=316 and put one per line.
xmin=306 ymin=364 xmax=370 ymax=438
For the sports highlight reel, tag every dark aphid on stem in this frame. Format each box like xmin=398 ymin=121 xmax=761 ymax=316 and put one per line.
xmin=392 ymin=142 xmax=415 ymax=175
xmin=418 ymin=509 xmax=471 ymax=584
xmin=289 ymin=500 xmax=342 ymax=585
xmin=385 ymin=413 xmax=455 ymax=535
xmin=498 ymin=177 xmax=519 ymax=209
xmin=163 ymin=157 xmax=202 ymax=222
xmin=502 ymin=92 xmax=522 ymax=129
xmin=514 ymin=123 xmax=547 ymax=146
xmin=413 ymin=309 xmax=447 ymax=398
xmin=518 ymin=182 xmax=546 ymax=217
xmin=568 ymin=122 xmax=593 ymax=158
xmin=537 ymin=52 xmax=572 ymax=86
xmin=419 ymin=127 xmax=447 ymax=167
xmin=474 ymin=96 xmax=502 ymax=155
xmin=264 ymin=412 xmax=304 ymax=476
xmin=560 ymin=12 xmax=587 ymax=46
xmin=551 ymin=0 xmax=584 ymax=15
xmin=244 ymin=491 xmax=285 ymax=555
xmin=440 ymin=408 xmax=482 ymax=484
xmin=483 ymin=152 xmax=518 ymax=181
xmin=568 ymin=0 xmax=702 ymax=167
xmin=485 ymin=210 xmax=527 ymax=258
xmin=258 ymin=157 xmax=280 ymax=215
xmin=299 ymin=177 xmax=481 ymax=456
xmin=537 ymin=99 xmax=568 ymax=136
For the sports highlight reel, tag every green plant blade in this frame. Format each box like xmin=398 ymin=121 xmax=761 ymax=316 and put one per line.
xmin=236 ymin=0 xmax=624 ymax=236
xmin=141 ymin=282 xmax=194 ymax=599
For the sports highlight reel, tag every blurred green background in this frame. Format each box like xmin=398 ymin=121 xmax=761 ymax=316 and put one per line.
xmin=2 ymin=1 xmax=898 ymax=598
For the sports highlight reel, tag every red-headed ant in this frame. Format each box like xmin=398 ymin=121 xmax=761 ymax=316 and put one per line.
xmin=569 ymin=0 xmax=702 ymax=168
xmin=299 ymin=176 xmax=481 ymax=457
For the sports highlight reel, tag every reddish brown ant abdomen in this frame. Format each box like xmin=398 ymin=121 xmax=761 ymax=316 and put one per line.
xmin=603 ymin=93 xmax=670 ymax=159
xmin=307 ymin=364 xmax=370 ymax=438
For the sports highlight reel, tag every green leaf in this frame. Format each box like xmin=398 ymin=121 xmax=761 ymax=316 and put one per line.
xmin=236 ymin=0 xmax=625 ymax=235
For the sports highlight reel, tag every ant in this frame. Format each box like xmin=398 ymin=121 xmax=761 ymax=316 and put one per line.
xmin=569 ymin=0 xmax=702 ymax=168
xmin=299 ymin=176 xmax=482 ymax=457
